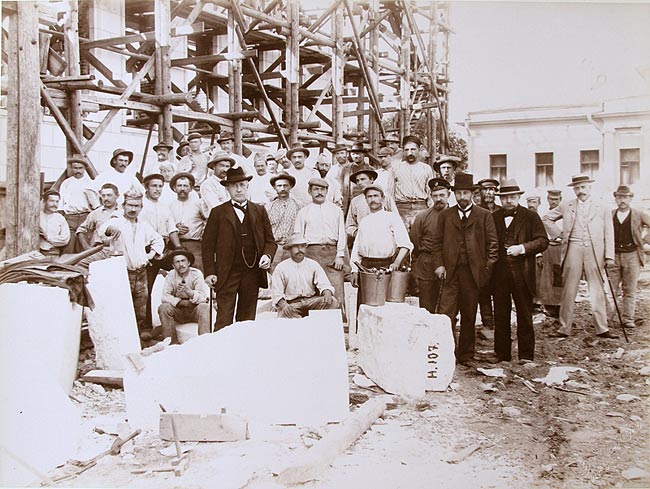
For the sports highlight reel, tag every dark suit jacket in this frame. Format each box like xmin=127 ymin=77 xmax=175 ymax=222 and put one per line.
xmin=611 ymin=207 xmax=650 ymax=265
xmin=410 ymin=206 xmax=443 ymax=281
xmin=202 ymin=200 xmax=277 ymax=292
xmin=493 ymin=206 xmax=549 ymax=295
xmin=432 ymin=205 xmax=499 ymax=288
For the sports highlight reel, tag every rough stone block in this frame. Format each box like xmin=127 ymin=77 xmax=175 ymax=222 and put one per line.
xmin=357 ymin=303 xmax=455 ymax=397
xmin=124 ymin=312 xmax=349 ymax=430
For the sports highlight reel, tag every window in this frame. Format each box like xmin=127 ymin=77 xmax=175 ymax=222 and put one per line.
xmin=489 ymin=154 xmax=507 ymax=184
xmin=535 ymin=152 xmax=553 ymax=187
xmin=620 ymin=148 xmax=640 ymax=185
xmin=580 ymin=150 xmax=599 ymax=177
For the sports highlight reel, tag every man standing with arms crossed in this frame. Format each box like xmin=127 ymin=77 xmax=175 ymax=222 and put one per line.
xmin=542 ymin=175 xmax=617 ymax=339
xmin=393 ymin=135 xmax=434 ymax=229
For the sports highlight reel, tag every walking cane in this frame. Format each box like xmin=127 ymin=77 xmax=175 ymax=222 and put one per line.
xmin=434 ymin=277 xmax=445 ymax=314
xmin=209 ymin=287 xmax=214 ymax=334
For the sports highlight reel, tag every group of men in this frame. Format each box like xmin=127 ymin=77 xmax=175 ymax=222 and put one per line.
xmin=39 ymin=130 xmax=649 ymax=366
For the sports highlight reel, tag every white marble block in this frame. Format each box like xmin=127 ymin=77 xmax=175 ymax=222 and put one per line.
xmin=357 ymin=303 xmax=455 ymax=397
xmin=124 ymin=311 xmax=349 ymax=430
xmin=86 ymin=256 xmax=141 ymax=369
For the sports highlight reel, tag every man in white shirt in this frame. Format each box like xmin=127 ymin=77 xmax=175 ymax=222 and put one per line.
xmin=293 ymin=177 xmax=348 ymax=320
xmin=98 ymin=188 xmax=164 ymax=342
xmin=39 ymin=190 xmax=70 ymax=256
xmin=143 ymin=141 xmax=174 ymax=177
xmin=76 ymin=183 xmax=121 ymax=250
xmin=393 ymin=135 xmax=434 ymax=229
xmin=315 ymin=154 xmax=343 ymax=207
xmin=59 ymin=155 xmax=100 ymax=253
xmin=287 ymin=143 xmax=318 ymax=208
xmin=329 ymin=143 xmax=348 ymax=181
xmin=200 ymin=151 xmax=233 ymax=212
xmin=249 ymin=154 xmax=275 ymax=205
xmin=169 ymin=172 xmax=207 ymax=272
xmin=94 ymin=148 xmax=145 ymax=202
xmin=375 ymin=146 xmax=396 ymax=199
xmin=177 ymin=132 xmax=211 ymax=187
xmin=345 ymin=166 xmax=396 ymax=242
xmin=272 ymin=233 xmax=339 ymax=318
xmin=159 ymin=249 xmax=211 ymax=342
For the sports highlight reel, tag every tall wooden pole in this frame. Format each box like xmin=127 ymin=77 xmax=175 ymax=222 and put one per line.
xmin=399 ymin=9 xmax=411 ymax=141
xmin=429 ymin=1 xmax=438 ymax=159
xmin=227 ymin=5 xmax=243 ymax=153
xmin=5 ymin=1 xmax=41 ymax=257
xmin=369 ymin=0 xmax=380 ymax=153
xmin=286 ymin=0 xmax=300 ymax=146
xmin=64 ymin=0 xmax=83 ymax=159
xmin=331 ymin=2 xmax=344 ymax=144
xmin=155 ymin=0 xmax=173 ymax=143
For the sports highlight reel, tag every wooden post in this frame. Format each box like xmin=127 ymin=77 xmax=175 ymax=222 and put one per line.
xmin=64 ymin=0 xmax=83 ymax=158
xmin=5 ymin=1 xmax=41 ymax=257
xmin=227 ymin=4 xmax=243 ymax=153
xmin=399 ymin=8 xmax=411 ymax=141
xmin=331 ymin=2 xmax=344 ymax=144
xmin=429 ymin=1 xmax=438 ymax=159
xmin=369 ymin=0 xmax=380 ymax=153
xmin=286 ymin=0 xmax=300 ymax=146
xmin=155 ymin=0 xmax=173 ymax=143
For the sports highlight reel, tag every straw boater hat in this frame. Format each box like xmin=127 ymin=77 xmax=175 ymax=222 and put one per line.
xmin=613 ymin=185 xmax=634 ymax=197
xmin=567 ymin=174 xmax=595 ymax=187
xmin=283 ymin=233 xmax=309 ymax=250
xmin=143 ymin=173 xmax=164 ymax=186
xmin=67 ymin=155 xmax=87 ymax=165
xmin=496 ymin=179 xmax=525 ymax=196
xmin=428 ymin=177 xmax=451 ymax=192
xmin=433 ymin=154 xmax=461 ymax=174
xmin=286 ymin=143 xmax=310 ymax=159
xmin=451 ymin=173 xmax=475 ymax=191
xmin=269 ymin=172 xmax=296 ymax=188
xmin=207 ymin=151 xmax=235 ymax=170
xmin=170 ymin=172 xmax=196 ymax=189
xmin=152 ymin=141 xmax=173 ymax=152
xmin=167 ymin=248 xmax=195 ymax=266
xmin=110 ymin=148 xmax=134 ymax=167
xmin=220 ymin=166 xmax=252 ymax=187
xmin=350 ymin=166 xmax=378 ymax=184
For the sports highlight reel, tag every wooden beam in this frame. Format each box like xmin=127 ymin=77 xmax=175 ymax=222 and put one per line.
xmin=155 ymin=0 xmax=173 ymax=143
xmin=227 ymin=5 xmax=243 ymax=153
xmin=64 ymin=0 xmax=83 ymax=159
xmin=305 ymin=71 xmax=332 ymax=124
xmin=244 ymin=0 xmax=280 ymax=34
xmin=332 ymin=3 xmax=344 ymax=143
xmin=171 ymin=49 xmax=256 ymax=67
xmin=5 ymin=2 xmax=41 ymax=256
xmin=286 ymin=0 xmax=300 ymax=145
xmin=80 ymin=23 xmax=204 ymax=50
xmin=91 ymin=96 xmax=161 ymax=113
xmin=82 ymin=50 xmax=127 ymax=88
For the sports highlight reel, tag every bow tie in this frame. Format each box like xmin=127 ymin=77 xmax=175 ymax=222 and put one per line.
xmin=503 ymin=208 xmax=517 ymax=217
xmin=233 ymin=202 xmax=247 ymax=213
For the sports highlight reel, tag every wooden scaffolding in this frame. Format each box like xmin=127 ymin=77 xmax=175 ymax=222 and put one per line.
xmin=1 ymin=0 xmax=451 ymax=257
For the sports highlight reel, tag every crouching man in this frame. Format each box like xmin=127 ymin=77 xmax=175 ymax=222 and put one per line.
xmin=158 ymin=249 xmax=211 ymax=343
xmin=271 ymin=233 xmax=340 ymax=318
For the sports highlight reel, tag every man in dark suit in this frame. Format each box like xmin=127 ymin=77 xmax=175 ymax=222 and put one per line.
xmin=490 ymin=180 xmax=548 ymax=364
xmin=432 ymin=173 xmax=499 ymax=367
xmin=202 ymin=167 xmax=277 ymax=330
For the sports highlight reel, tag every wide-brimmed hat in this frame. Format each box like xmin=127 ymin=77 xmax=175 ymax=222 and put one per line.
xmin=207 ymin=151 xmax=235 ymax=170
xmin=350 ymin=166 xmax=378 ymax=184
xmin=433 ymin=155 xmax=461 ymax=174
xmin=219 ymin=130 xmax=234 ymax=142
xmin=332 ymin=143 xmax=348 ymax=153
xmin=613 ymin=185 xmax=634 ymax=197
xmin=270 ymin=172 xmax=296 ymax=188
xmin=402 ymin=134 xmax=421 ymax=147
xmin=348 ymin=142 xmax=367 ymax=153
xmin=167 ymin=248 xmax=195 ymax=266
xmin=286 ymin=144 xmax=310 ymax=159
xmin=143 ymin=173 xmax=164 ymax=186
xmin=170 ymin=172 xmax=196 ymax=190
xmin=283 ymin=233 xmax=309 ymax=250
xmin=477 ymin=178 xmax=500 ymax=189
xmin=378 ymin=147 xmax=394 ymax=157
xmin=67 ymin=155 xmax=87 ymax=165
xmin=110 ymin=148 xmax=134 ymax=166
xmin=451 ymin=173 xmax=475 ymax=191
xmin=220 ymin=166 xmax=252 ymax=186
xmin=308 ymin=177 xmax=329 ymax=189
xmin=187 ymin=132 xmax=202 ymax=141
xmin=496 ymin=179 xmax=525 ymax=196
xmin=382 ymin=135 xmax=401 ymax=144
xmin=567 ymin=174 xmax=595 ymax=187
xmin=152 ymin=141 xmax=173 ymax=151
xmin=176 ymin=140 xmax=189 ymax=158
xmin=428 ymin=177 xmax=451 ymax=192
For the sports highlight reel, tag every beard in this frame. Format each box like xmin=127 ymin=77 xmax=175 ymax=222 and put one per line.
xmin=433 ymin=201 xmax=447 ymax=210
xmin=457 ymin=198 xmax=470 ymax=209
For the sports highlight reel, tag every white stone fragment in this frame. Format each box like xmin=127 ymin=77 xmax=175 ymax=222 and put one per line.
xmin=124 ymin=309 xmax=349 ymax=430
xmin=357 ymin=303 xmax=455 ymax=397
xmin=533 ymin=366 xmax=586 ymax=386
xmin=86 ymin=256 xmax=141 ymax=369
xmin=476 ymin=368 xmax=506 ymax=378
xmin=616 ymin=394 xmax=641 ymax=402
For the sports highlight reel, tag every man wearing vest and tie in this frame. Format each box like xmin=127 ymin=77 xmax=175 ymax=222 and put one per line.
xmin=202 ymin=167 xmax=277 ymax=330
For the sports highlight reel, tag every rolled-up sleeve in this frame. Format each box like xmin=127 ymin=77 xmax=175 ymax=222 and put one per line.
xmin=391 ymin=213 xmax=414 ymax=252
xmin=190 ymin=270 xmax=210 ymax=303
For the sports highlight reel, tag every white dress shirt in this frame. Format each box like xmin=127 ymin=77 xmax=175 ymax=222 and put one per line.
xmin=294 ymin=202 xmax=347 ymax=257
xmin=94 ymin=167 xmax=145 ymax=202
xmin=169 ymin=197 xmax=207 ymax=240
xmin=98 ymin=215 xmax=164 ymax=270
xmin=141 ymin=197 xmax=177 ymax=239
xmin=39 ymin=211 xmax=70 ymax=251
xmin=271 ymin=257 xmax=334 ymax=306
xmin=59 ymin=175 xmax=99 ymax=213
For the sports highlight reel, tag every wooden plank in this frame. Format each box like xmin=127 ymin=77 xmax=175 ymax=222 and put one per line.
xmin=38 ymin=32 xmax=51 ymax=74
xmin=82 ymin=370 xmax=124 ymax=387
xmin=5 ymin=1 xmax=41 ymax=256
xmin=159 ymin=413 xmax=248 ymax=442
xmin=64 ymin=0 xmax=82 ymax=159
xmin=83 ymin=50 xmax=127 ymax=88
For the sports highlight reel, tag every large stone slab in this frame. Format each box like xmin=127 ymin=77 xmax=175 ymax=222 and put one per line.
xmin=86 ymin=256 xmax=141 ymax=369
xmin=357 ymin=303 xmax=455 ymax=397
xmin=124 ymin=309 xmax=349 ymax=430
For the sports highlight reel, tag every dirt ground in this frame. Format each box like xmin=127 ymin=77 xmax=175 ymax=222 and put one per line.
xmin=46 ymin=270 xmax=650 ymax=489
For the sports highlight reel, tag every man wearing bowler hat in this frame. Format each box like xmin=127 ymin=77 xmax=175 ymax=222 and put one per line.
xmin=271 ymin=233 xmax=339 ymax=318
xmin=432 ymin=173 xmax=499 ymax=367
xmin=543 ymin=175 xmax=617 ymax=339
xmin=202 ymin=167 xmax=277 ymax=330
xmin=393 ymin=135 xmax=434 ymax=229
xmin=607 ymin=185 xmax=650 ymax=330
xmin=169 ymin=172 xmax=207 ymax=271
xmin=338 ymin=141 xmax=368 ymax=216
xmin=410 ymin=177 xmax=451 ymax=314
xmin=200 ymin=151 xmax=234 ymax=211
xmin=158 ymin=248 xmax=211 ymax=343
xmin=287 ymin=143 xmax=318 ymax=208
xmin=489 ymin=179 xmax=548 ymax=364
xmin=94 ymin=148 xmax=144 ymax=202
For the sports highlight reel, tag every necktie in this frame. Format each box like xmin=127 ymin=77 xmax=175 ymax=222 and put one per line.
xmin=503 ymin=208 xmax=516 ymax=217
xmin=460 ymin=210 xmax=468 ymax=222
xmin=233 ymin=202 xmax=247 ymax=213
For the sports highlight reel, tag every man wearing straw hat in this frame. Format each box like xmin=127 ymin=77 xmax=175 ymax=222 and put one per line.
xmin=94 ymin=148 xmax=144 ymax=203
xmin=143 ymin=141 xmax=174 ymax=177
xmin=410 ymin=177 xmax=450 ymax=314
xmin=542 ymin=174 xmax=617 ymax=339
xmin=607 ymin=185 xmax=650 ymax=330
xmin=200 ymin=151 xmax=234 ymax=211
xmin=350 ymin=185 xmax=412 ymax=307
xmin=432 ymin=173 xmax=499 ymax=367
xmin=271 ymin=233 xmax=339 ymax=318
xmin=489 ymin=179 xmax=548 ymax=364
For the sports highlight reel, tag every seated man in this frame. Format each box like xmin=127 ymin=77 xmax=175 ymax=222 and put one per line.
xmin=272 ymin=233 xmax=340 ymax=318
xmin=158 ymin=249 xmax=211 ymax=343
xmin=39 ymin=190 xmax=70 ymax=256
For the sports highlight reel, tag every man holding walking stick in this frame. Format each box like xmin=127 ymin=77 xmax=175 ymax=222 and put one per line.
xmin=542 ymin=175 xmax=618 ymax=339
